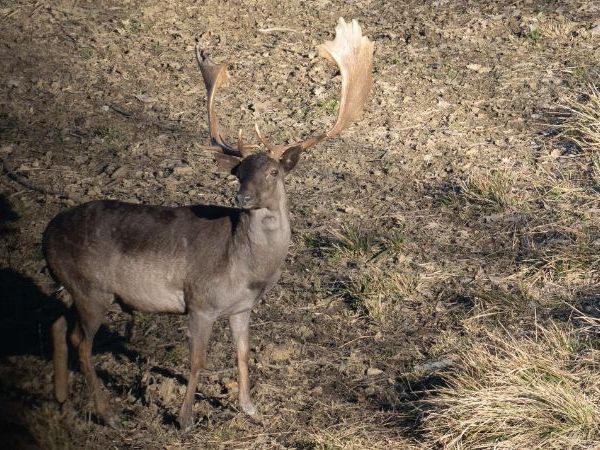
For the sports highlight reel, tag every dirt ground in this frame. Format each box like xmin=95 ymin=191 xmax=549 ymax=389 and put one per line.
xmin=1 ymin=0 xmax=599 ymax=448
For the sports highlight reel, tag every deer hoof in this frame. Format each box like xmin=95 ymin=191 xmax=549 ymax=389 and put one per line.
xmin=178 ymin=414 xmax=194 ymax=431
xmin=103 ymin=413 xmax=121 ymax=430
xmin=241 ymin=401 xmax=258 ymax=416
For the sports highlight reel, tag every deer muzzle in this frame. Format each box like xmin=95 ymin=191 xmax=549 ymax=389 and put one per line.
xmin=235 ymin=192 xmax=255 ymax=209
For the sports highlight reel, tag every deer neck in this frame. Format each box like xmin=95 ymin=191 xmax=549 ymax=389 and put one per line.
xmin=247 ymin=184 xmax=290 ymax=246
xmin=235 ymin=182 xmax=291 ymax=268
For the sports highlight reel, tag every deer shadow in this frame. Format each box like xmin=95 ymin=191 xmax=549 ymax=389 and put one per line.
xmin=0 ymin=251 xmax=141 ymax=443
xmin=0 ymin=194 xmax=140 ymax=382
xmin=0 ymin=194 xmax=60 ymax=359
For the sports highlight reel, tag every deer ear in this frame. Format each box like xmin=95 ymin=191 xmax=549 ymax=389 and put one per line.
xmin=215 ymin=153 xmax=241 ymax=175
xmin=280 ymin=145 xmax=303 ymax=174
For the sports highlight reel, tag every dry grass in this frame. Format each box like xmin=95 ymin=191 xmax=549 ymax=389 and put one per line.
xmin=592 ymin=153 xmax=600 ymax=185
xmin=323 ymin=223 xmax=422 ymax=325
xmin=422 ymin=324 xmax=600 ymax=450
xmin=437 ymin=170 xmax=521 ymax=219
xmin=459 ymin=172 xmax=516 ymax=212
xmin=417 ymin=81 xmax=600 ymax=449
xmin=519 ymin=225 xmax=600 ymax=287
xmin=302 ymin=410 xmax=420 ymax=450
xmin=559 ymin=84 xmax=600 ymax=153
xmin=327 ymin=226 xmax=378 ymax=261
xmin=332 ymin=270 xmax=420 ymax=324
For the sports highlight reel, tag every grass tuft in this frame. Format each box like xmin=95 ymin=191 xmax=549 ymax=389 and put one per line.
xmin=328 ymin=226 xmax=377 ymax=261
xmin=559 ymin=84 xmax=600 ymax=153
xmin=459 ymin=172 xmax=515 ymax=211
xmin=320 ymin=98 xmax=340 ymax=113
xmin=528 ymin=26 xmax=543 ymax=42
xmin=332 ymin=270 xmax=419 ymax=324
xmin=422 ymin=324 xmax=600 ymax=449
xmin=519 ymin=225 xmax=600 ymax=286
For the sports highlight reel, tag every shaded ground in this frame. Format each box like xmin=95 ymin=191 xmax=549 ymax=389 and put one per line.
xmin=1 ymin=0 xmax=599 ymax=448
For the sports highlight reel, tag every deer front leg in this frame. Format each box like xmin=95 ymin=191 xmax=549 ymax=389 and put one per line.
xmin=229 ymin=309 xmax=256 ymax=416
xmin=178 ymin=311 xmax=214 ymax=430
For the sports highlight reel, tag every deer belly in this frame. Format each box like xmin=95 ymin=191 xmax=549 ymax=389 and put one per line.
xmin=110 ymin=262 xmax=186 ymax=314
xmin=118 ymin=283 xmax=186 ymax=314
xmin=207 ymin=278 xmax=270 ymax=317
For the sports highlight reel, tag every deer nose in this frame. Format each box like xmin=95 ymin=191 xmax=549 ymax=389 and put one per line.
xmin=236 ymin=193 xmax=253 ymax=208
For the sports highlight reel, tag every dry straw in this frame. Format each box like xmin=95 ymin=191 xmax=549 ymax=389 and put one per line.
xmin=559 ymin=84 xmax=600 ymax=153
xmin=422 ymin=324 xmax=600 ymax=449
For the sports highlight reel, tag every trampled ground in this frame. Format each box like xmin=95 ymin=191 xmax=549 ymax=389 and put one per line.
xmin=1 ymin=0 xmax=599 ymax=448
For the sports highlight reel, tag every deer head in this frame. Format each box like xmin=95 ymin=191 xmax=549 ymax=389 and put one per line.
xmin=197 ymin=18 xmax=374 ymax=209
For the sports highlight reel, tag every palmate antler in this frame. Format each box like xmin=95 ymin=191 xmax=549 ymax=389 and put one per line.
xmin=198 ymin=18 xmax=374 ymax=160
xmin=256 ymin=18 xmax=375 ymax=159
xmin=196 ymin=49 xmax=256 ymax=158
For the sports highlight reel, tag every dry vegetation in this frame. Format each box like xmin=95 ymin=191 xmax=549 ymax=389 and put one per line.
xmin=423 ymin=323 xmax=600 ymax=449
xmin=1 ymin=0 xmax=599 ymax=448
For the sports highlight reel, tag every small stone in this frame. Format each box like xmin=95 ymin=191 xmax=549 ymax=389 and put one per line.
xmin=225 ymin=380 xmax=238 ymax=394
xmin=311 ymin=386 xmax=323 ymax=395
xmin=135 ymin=93 xmax=156 ymax=103
xmin=414 ymin=358 xmax=452 ymax=373
xmin=466 ymin=63 xmax=492 ymax=74
xmin=366 ymin=367 xmax=383 ymax=376
xmin=173 ymin=166 xmax=194 ymax=176
xmin=87 ymin=186 xmax=101 ymax=197
xmin=111 ymin=166 xmax=128 ymax=179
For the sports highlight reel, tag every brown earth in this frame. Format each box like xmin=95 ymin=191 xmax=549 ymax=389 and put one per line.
xmin=1 ymin=0 xmax=599 ymax=448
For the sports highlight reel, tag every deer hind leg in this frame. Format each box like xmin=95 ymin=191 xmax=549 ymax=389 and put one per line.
xmin=229 ymin=310 xmax=256 ymax=416
xmin=51 ymin=315 xmax=69 ymax=404
xmin=178 ymin=311 xmax=215 ymax=431
xmin=70 ymin=320 xmax=82 ymax=349
xmin=72 ymin=291 xmax=117 ymax=428
xmin=124 ymin=311 xmax=136 ymax=342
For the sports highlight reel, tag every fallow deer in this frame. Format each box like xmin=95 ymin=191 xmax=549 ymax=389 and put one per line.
xmin=43 ymin=18 xmax=374 ymax=429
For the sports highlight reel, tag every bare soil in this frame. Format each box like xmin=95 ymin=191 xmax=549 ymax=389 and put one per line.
xmin=1 ymin=0 xmax=598 ymax=448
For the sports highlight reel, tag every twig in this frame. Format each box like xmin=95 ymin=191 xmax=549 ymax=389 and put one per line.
xmin=109 ymin=103 xmax=132 ymax=117
xmin=1 ymin=157 xmax=62 ymax=196
xmin=196 ymin=144 xmax=223 ymax=152
xmin=258 ymin=27 xmax=301 ymax=34
xmin=209 ymin=430 xmax=294 ymax=445
xmin=29 ymin=1 xmax=43 ymax=18
xmin=1 ymin=8 xmax=18 ymax=21
xmin=340 ymin=334 xmax=377 ymax=348
xmin=12 ymin=167 xmax=77 ymax=173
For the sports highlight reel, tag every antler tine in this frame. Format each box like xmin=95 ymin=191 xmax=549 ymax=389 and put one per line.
xmin=237 ymin=128 xmax=259 ymax=155
xmin=196 ymin=47 xmax=255 ymax=158
xmin=254 ymin=123 xmax=280 ymax=154
xmin=256 ymin=18 xmax=374 ymax=160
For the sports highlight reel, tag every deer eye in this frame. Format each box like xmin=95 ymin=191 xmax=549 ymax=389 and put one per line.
xmin=269 ymin=168 xmax=279 ymax=177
